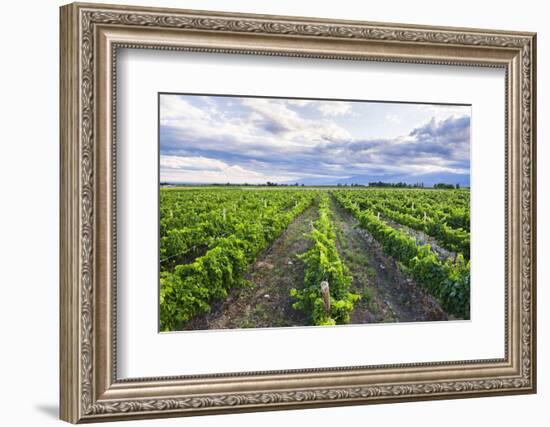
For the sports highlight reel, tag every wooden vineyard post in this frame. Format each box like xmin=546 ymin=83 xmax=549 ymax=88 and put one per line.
xmin=320 ymin=281 xmax=331 ymax=313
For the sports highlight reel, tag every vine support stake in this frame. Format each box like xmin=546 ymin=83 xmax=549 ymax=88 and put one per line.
xmin=320 ymin=281 xmax=331 ymax=313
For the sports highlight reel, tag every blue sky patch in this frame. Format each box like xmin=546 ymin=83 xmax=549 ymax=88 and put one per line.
xmin=159 ymin=94 xmax=471 ymax=186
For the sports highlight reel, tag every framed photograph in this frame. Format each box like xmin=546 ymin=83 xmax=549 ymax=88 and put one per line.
xmin=60 ymin=2 xmax=537 ymax=423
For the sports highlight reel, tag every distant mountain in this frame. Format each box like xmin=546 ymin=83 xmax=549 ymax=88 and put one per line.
xmin=292 ymin=172 xmax=469 ymax=187
xmin=288 ymin=176 xmax=344 ymax=186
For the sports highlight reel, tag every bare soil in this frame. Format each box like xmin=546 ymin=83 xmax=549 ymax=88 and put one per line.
xmin=184 ymin=201 xmax=318 ymax=330
xmin=329 ymin=194 xmax=447 ymax=323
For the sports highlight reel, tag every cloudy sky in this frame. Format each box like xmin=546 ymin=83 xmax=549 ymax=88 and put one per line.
xmin=159 ymin=94 xmax=471 ymax=186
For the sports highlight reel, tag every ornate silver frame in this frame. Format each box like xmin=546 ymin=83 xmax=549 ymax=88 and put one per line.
xmin=60 ymin=2 xmax=537 ymax=423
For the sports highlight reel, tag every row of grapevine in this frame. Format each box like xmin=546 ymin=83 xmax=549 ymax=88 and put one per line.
xmin=160 ymin=189 xmax=312 ymax=269
xmin=160 ymin=189 xmax=317 ymax=331
xmin=333 ymin=190 xmax=470 ymax=319
xmin=341 ymin=191 xmax=470 ymax=259
xmin=290 ymin=193 xmax=360 ymax=325
xmin=351 ymin=188 xmax=470 ymax=232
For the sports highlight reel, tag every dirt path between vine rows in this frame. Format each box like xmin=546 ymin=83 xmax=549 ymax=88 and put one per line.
xmin=184 ymin=200 xmax=319 ymax=330
xmin=329 ymin=194 xmax=447 ymax=323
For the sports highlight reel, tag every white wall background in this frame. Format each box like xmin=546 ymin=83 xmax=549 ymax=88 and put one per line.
xmin=0 ymin=0 xmax=545 ymax=425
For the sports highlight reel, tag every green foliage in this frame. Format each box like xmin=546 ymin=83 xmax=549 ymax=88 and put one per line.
xmin=290 ymin=193 xmax=360 ymax=325
xmin=159 ymin=186 xmax=471 ymax=330
xmin=334 ymin=190 xmax=470 ymax=319
xmin=342 ymin=189 xmax=470 ymax=258
xmin=159 ymin=188 xmax=317 ymax=331
xmin=433 ymin=183 xmax=456 ymax=189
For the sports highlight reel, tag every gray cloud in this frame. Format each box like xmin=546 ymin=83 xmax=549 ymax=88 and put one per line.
xmin=160 ymin=96 xmax=470 ymax=184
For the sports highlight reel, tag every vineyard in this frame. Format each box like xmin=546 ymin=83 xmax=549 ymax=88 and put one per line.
xmin=159 ymin=187 xmax=470 ymax=331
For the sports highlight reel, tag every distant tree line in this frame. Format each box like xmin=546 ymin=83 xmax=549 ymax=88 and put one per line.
xmin=265 ymin=182 xmax=303 ymax=187
xmin=433 ymin=183 xmax=461 ymax=189
xmin=366 ymin=181 xmax=461 ymax=189
xmin=367 ymin=181 xmax=424 ymax=188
